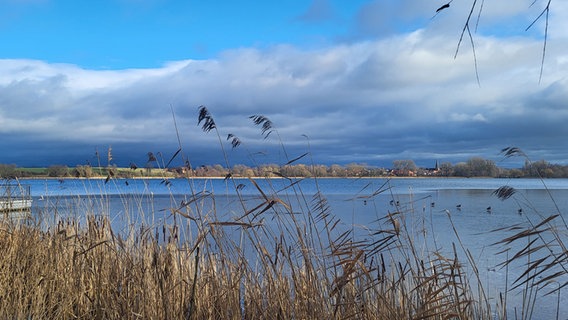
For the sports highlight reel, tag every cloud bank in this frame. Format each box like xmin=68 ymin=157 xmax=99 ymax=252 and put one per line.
xmin=0 ymin=1 xmax=567 ymax=168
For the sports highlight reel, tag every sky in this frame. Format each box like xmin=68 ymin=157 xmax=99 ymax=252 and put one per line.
xmin=0 ymin=0 xmax=566 ymax=169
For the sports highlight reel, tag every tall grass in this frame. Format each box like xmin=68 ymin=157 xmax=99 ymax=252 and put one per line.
xmin=487 ymin=147 xmax=568 ymax=319
xmin=0 ymin=110 xmax=563 ymax=319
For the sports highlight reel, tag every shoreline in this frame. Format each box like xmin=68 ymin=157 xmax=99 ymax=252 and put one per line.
xmin=12 ymin=175 xmax=531 ymax=181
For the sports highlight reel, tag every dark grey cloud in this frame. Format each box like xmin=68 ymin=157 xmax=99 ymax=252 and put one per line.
xmin=1 ymin=11 xmax=568 ymax=168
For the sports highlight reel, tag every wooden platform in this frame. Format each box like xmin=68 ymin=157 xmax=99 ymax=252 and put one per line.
xmin=0 ymin=184 xmax=33 ymax=213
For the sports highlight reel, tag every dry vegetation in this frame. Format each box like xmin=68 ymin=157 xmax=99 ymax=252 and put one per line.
xmin=0 ymin=111 xmax=565 ymax=319
xmin=0 ymin=188 xmax=489 ymax=319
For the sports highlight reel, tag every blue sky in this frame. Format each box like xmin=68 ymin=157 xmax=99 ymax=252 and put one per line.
xmin=0 ymin=0 xmax=566 ymax=168
xmin=1 ymin=0 xmax=371 ymax=68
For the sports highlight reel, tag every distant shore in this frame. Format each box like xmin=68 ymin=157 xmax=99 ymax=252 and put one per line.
xmin=14 ymin=175 xmax=510 ymax=181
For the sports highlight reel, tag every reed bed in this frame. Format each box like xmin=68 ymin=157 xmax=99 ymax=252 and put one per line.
xmin=0 ymin=189 xmax=489 ymax=320
xmin=0 ymin=172 xmax=486 ymax=320
xmin=0 ymin=111 xmax=564 ymax=319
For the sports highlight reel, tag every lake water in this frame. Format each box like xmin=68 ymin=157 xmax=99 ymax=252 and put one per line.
xmin=12 ymin=177 xmax=568 ymax=319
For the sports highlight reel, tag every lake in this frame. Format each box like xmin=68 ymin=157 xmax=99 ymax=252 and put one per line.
xmin=12 ymin=177 xmax=568 ymax=319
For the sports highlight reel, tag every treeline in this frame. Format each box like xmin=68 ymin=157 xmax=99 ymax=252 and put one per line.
xmin=0 ymin=163 xmax=383 ymax=179
xmin=1 ymin=157 xmax=567 ymax=179
xmin=394 ymin=157 xmax=568 ymax=178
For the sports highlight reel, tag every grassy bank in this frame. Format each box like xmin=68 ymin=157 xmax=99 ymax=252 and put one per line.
xmin=12 ymin=166 xmax=177 ymax=179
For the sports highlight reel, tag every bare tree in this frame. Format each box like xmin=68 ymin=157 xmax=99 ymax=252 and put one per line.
xmin=393 ymin=159 xmax=417 ymax=175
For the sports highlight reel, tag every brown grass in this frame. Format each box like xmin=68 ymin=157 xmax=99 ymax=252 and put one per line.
xmin=0 ymin=175 xmax=495 ymax=320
